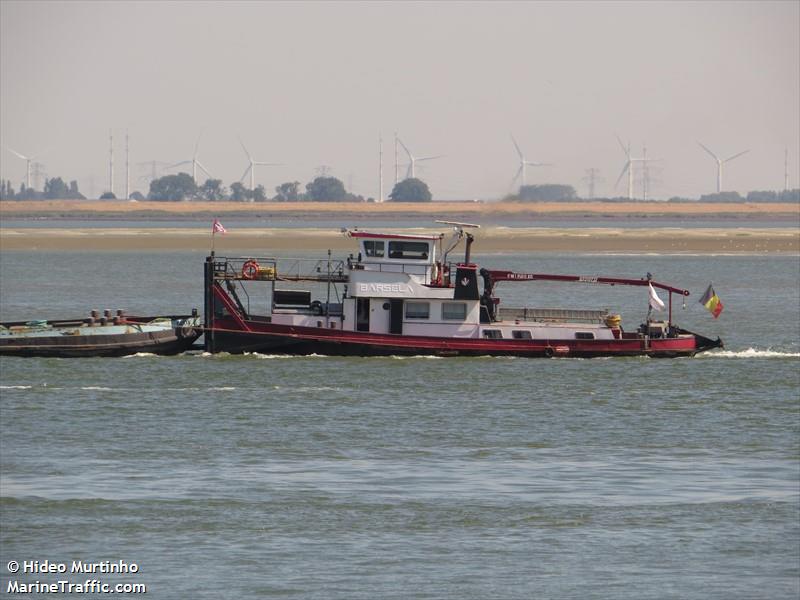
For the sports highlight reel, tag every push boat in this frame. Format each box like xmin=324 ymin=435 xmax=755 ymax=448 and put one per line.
xmin=203 ymin=223 xmax=722 ymax=358
xmin=0 ymin=311 xmax=202 ymax=358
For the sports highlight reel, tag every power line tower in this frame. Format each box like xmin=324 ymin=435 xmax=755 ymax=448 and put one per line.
xmin=785 ymin=148 xmax=790 ymax=192
xmin=636 ymin=145 xmax=662 ymax=201
xmin=582 ymin=168 xmax=603 ymax=200
xmin=108 ymin=129 xmax=114 ymax=197
xmin=32 ymin=162 xmax=47 ymax=191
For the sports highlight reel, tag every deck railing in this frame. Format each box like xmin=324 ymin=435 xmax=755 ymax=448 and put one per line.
xmin=498 ymin=307 xmax=609 ymax=324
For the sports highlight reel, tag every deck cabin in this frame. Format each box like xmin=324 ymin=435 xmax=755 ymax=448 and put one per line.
xmin=342 ymin=231 xmax=481 ymax=338
xmin=256 ymin=231 xmax=616 ymax=342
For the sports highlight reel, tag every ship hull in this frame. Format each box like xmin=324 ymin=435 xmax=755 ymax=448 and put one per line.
xmin=207 ymin=320 xmax=721 ymax=358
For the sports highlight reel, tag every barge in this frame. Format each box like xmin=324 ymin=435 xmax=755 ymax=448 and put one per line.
xmin=0 ymin=311 xmax=202 ymax=358
xmin=203 ymin=224 xmax=722 ymax=358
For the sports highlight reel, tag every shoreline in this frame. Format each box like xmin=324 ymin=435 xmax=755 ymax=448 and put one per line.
xmin=1 ymin=200 xmax=799 ymax=220
xmin=2 ymin=226 xmax=797 ymax=253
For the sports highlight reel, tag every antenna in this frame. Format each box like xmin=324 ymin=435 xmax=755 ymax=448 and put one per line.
xmin=378 ymin=134 xmax=384 ymax=202
xmin=394 ymin=132 xmax=398 ymax=186
xmin=109 ymin=129 xmax=114 ymax=197
xmin=435 ymin=219 xmax=481 ymax=229
xmin=125 ymin=130 xmax=130 ymax=200
xmin=436 ymin=221 xmax=480 ymax=265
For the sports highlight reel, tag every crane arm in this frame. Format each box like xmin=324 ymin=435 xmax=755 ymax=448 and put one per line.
xmin=485 ymin=270 xmax=690 ymax=296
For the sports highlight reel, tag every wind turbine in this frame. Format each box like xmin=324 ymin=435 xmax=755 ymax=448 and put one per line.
xmin=6 ymin=147 xmax=38 ymax=189
xmin=238 ymin=138 xmax=282 ymax=192
xmin=396 ymin=138 xmax=442 ymax=179
xmin=510 ymin=134 xmax=553 ymax=189
xmin=697 ymin=142 xmax=749 ymax=193
xmin=166 ymin=134 xmax=213 ymax=185
xmin=614 ymin=136 xmax=654 ymax=200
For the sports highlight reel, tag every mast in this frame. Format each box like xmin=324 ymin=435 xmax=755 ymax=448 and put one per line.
xmin=394 ymin=132 xmax=398 ymax=186
xmin=109 ymin=129 xmax=114 ymax=198
xmin=785 ymin=148 xmax=790 ymax=192
xmin=378 ymin=134 xmax=384 ymax=202
xmin=125 ymin=130 xmax=130 ymax=201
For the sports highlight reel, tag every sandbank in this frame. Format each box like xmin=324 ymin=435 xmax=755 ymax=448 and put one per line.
xmin=1 ymin=226 xmax=797 ymax=253
xmin=1 ymin=199 xmax=799 ymax=220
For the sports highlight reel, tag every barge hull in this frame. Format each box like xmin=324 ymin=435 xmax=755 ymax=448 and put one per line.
xmin=0 ymin=316 xmax=201 ymax=358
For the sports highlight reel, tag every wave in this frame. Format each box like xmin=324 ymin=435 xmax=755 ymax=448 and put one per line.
xmin=122 ymin=352 xmax=158 ymax=358
xmin=701 ymin=347 xmax=800 ymax=359
xmin=0 ymin=385 xmax=32 ymax=389
xmin=80 ymin=386 xmax=113 ymax=391
xmin=244 ymin=352 xmax=298 ymax=359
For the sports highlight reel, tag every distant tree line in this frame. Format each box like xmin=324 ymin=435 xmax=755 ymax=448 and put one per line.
xmin=704 ymin=190 xmax=799 ymax=203
xmin=142 ymin=173 xmax=369 ymax=202
xmin=0 ymin=178 xmax=85 ymax=200
xmin=143 ymin=173 xmax=436 ymax=202
xmin=503 ymin=183 xmax=800 ymax=203
xmin=509 ymin=184 xmax=578 ymax=202
xmin=3 ymin=173 xmax=797 ymax=204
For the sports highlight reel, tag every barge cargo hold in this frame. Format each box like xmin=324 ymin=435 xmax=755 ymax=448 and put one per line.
xmin=0 ymin=312 xmax=201 ymax=358
xmin=202 ymin=224 xmax=722 ymax=358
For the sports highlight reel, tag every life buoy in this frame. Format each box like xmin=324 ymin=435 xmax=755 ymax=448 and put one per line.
xmin=242 ymin=259 xmax=259 ymax=280
xmin=544 ymin=347 xmax=554 ymax=358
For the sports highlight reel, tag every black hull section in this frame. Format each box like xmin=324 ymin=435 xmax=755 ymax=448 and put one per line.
xmin=0 ymin=335 xmax=199 ymax=358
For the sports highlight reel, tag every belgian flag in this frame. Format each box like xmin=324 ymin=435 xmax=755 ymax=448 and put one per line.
xmin=699 ymin=284 xmax=724 ymax=318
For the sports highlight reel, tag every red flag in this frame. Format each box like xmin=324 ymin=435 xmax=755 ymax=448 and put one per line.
xmin=212 ymin=219 xmax=226 ymax=234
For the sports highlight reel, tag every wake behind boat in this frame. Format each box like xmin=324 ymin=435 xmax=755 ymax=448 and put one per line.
xmin=0 ymin=311 xmax=201 ymax=358
xmin=203 ymin=223 xmax=722 ymax=358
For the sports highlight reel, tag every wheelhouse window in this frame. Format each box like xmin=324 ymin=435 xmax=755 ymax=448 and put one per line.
xmin=575 ymin=332 xmax=595 ymax=340
xmin=482 ymin=329 xmax=502 ymax=339
xmin=405 ymin=302 xmax=430 ymax=320
xmin=512 ymin=330 xmax=532 ymax=339
xmin=388 ymin=241 xmax=430 ymax=260
xmin=442 ymin=302 xmax=467 ymax=320
xmin=364 ymin=240 xmax=384 ymax=258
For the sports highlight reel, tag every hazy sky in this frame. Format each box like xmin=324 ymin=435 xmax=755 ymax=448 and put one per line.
xmin=1 ymin=0 xmax=798 ymax=200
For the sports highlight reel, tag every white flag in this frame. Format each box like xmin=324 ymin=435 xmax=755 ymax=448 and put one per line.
xmin=212 ymin=219 xmax=226 ymax=234
xmin=649 ymin=282 xmax=665 ymax=311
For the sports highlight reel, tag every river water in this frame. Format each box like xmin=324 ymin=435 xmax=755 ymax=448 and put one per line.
xmin=1 ymin=248 xmax=798 ymax=598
